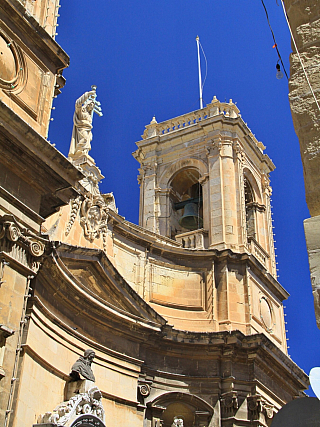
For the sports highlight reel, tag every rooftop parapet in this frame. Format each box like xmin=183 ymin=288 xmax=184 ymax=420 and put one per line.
xmin=141 ymin=96 xmax=265 ymax=152
xmin=142 ymin=96 xmax=239 ymax=140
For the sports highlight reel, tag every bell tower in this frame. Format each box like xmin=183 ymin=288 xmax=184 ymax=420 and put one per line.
xmin=134 ymin=96 xmax=276 ymax=278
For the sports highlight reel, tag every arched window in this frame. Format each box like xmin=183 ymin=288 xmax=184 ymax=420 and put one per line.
xmin=244 ymin=178 xmax=256 ymax=240
xmin=169 ymin=168 xmax=203 ymax=238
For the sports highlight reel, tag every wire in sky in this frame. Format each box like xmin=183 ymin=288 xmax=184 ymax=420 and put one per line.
xmin=199 ymin=40 xmax=208 ymax=93
xmin=260 ymin=0 xmax=289 ymax=80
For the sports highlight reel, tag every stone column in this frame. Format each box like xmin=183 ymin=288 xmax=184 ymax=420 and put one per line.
xmin=207 ymin=139 xmax=224 ymax=249
xmin=142 ymin=163 xmax=158 ymax=233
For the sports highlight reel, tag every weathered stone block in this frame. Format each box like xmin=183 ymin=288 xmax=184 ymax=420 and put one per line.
xmin=304 ymin=215 xmax=320 ymax=327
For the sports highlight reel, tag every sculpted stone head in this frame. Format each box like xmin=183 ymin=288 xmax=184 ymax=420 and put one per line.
xmin=84 ymin=349 xmax=95 ymax=362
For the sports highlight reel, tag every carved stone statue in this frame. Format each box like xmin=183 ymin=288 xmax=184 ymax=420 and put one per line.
xmin=37 ymin=385 xmax=105 ymax=425
xmin=69 ymin=86 xmax=102 ymax=158
xmin=70 ymin=349 xmax=96 ymax=382
xmin=172 ymin=416 xmax=184 ymax=427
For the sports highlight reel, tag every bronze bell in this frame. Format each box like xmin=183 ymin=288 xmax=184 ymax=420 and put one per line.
xmin=179 ymin=202 xmax=203 ymax=230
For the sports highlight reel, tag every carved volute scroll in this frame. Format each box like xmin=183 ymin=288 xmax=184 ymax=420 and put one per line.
xmin=0 ymin=215 xmax=46 ymax=273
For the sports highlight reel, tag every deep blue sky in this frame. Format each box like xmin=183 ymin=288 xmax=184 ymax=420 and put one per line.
xmin=49 ymin=1 xmax=319 ymax=395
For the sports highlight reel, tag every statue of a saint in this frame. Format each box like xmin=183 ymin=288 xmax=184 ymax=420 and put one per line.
xmin=70 ymin=349 xmax=96 ymax=382
xmin=69 ymin=86 xmax=102 ymax=158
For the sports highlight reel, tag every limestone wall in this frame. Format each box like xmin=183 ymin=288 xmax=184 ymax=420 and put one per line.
xmin=283 ymin=0 xmax=320 ymax=327
xmin=11 ymin=305 xmax=142 ymax=427
xmin=284 ymin=0 xmax=320 ymax=216
xmin=0 ymin=1 xmax=68 ymax=138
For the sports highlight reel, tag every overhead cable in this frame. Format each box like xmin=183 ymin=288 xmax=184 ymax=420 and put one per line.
xmin=260 ymin=0 xmax=289 ymax=79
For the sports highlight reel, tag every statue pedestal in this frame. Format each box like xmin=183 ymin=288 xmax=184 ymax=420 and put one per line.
xmin=69 ymin=153 xmax=104 ymax=196
xmin=65 ymin=379 xmax=95 ymax=401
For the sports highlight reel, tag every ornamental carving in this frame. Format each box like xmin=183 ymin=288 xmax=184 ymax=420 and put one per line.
xmin=80 ymin=195 xmax=108 ymax=242
xmin=0 ymin=30 xmax=27 ymax=93
xmin=37 ymin=386 xmax=105 ymax=426
xmin=0 ymin=216 xmax=46 ymax=272
xmin=65 ymin=196 xmax=82 ymax=236
xmin=220 ymin=391 xmax=238 ymax=417
xmin=138 ymin=383 xmax=151 ymax=397
xmin=247 ymin=395 xmax=274 ymax=421
xmin=261 ymin=173 xmax=272 ymax=197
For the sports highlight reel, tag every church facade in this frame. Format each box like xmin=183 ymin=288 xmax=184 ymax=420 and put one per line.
xmin=0 ymin=1 xmax=308 ymax=427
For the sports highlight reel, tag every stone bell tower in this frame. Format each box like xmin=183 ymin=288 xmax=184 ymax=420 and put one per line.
xmin=134 ymin=97 xmax=287 ymax=353
xmin=134 ymin=96 xmax=276 ymax=278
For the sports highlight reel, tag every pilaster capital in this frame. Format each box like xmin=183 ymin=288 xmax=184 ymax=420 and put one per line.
xmin=220 ymin=391 xmax=238 ymax=418
xmin=0 ymin=215 xmax=47 ymax=272
xmin=247 ymin=394 xmax=275 ymax=421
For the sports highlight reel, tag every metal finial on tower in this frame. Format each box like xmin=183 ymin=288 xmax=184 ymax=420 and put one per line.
xmin=196 ymin=36 xmax=203 ymax=109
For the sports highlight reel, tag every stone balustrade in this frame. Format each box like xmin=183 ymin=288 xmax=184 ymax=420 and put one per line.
xmin=248 ymin=237 xmax=270 ymax=268
xmin=142 ymin=97 xmax=240 ymax=140
xmin=175 ymin=229 xmax=208 ymax=249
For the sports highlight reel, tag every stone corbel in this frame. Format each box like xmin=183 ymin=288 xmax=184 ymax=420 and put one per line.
xmin=0 ymin=324 xmax=14 ymax=340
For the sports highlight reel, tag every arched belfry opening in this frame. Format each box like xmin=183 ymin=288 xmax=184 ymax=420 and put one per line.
xmin=244 ymin=177 xmax=256 ymax=240
xmin=169 ymin=168 xmax=203 ymax=239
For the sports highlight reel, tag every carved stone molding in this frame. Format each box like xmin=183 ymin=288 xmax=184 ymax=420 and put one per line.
xmin=247 ymin=394 xmax=274 ymax=422
xmin=80 ymin=195 xmax=108 ymax=242
xmin=0 ymin=29 xmax=27 ymax=93
xmin=199 ymin=174 xmax=209 ymax=185
xmin=65 ymin=196 xmax=82 ymax=236
xmin=0 ymin=215 xmax=47 ymax=272
xmin=137 ymin=375 xmax=153 ymax=406
xmin=220 ymin=391 xmax=238 ymax=418
xmin=37 ymin=385 xmax=105 ymax=426
xmin=261 ymin=173 xmax=272 ymax=197
xmin=138 ymin=383 xmax=151 ymax=397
